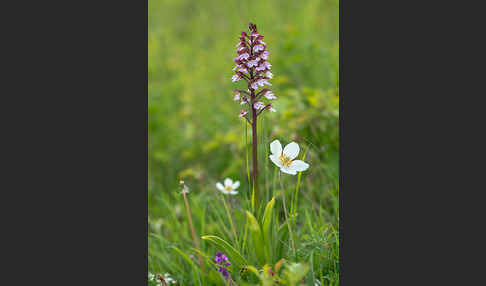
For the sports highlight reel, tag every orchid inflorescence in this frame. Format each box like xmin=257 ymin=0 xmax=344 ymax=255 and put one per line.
xmin=232 ymin=23 xmax=276 ymax=123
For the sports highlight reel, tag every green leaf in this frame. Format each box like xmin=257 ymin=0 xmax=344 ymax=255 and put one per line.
xmin=201 ymin=235 xmax=248 ymax=267
xmin=261 ymin=197 xmax=275 ymax=263
xmin=246 ymin=211 xmax=265 ymax=265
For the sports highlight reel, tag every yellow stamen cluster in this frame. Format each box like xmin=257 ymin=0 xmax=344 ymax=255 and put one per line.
xmin=279 ymin=154 xmax=292 ymax=167
xmin=224 ymin=185 xmax=233 ymax=192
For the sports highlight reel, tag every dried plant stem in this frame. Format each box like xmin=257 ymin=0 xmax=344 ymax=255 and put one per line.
xmin=279 ymin=171 xmax=296 ymax=259
xmin=157 ymin=274 xmax=168 ymax=286
xmin=182 ymin=192 xmax=205 ymax=272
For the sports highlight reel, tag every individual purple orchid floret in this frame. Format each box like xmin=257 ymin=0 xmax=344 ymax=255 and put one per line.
xmin=214 ymin=251 xmax=231 ymax=279
xmin=232 ymin=23 xmax=276 ymax=121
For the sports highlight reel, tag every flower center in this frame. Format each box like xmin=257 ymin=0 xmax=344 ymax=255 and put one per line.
xmin=224 ymin=185 xmax=233 ymax=192
xmin=279 ymin=154 xmax=292 ymax=167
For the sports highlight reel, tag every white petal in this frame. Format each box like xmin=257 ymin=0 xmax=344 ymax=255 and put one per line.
xmin=283 ymin=142 xmax=300 ymax=160
xmin=218 ymin=188 xmax=227 ymax=194
xmin=270 ymin=140 xmax=282 ymax=156
xmin=269 ymin=154 xmax=282 ymax=168
xmin=229 ymin=191 xmax=238 ymax=195
xmin=224 ymin=178 xmax=233 ymax=187
xmin=280 ymin=166 xmax=297 ymax=175
xmin=232 ymin=181 xmax=240 ymax=189
xmin=289 ymin=160 xmax=309 ymax=172
xmin=216 ymin=182 xmax=225 ymax=191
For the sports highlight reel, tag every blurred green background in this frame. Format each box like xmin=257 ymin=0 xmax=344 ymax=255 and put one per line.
xmin=149 ymin=0 xmax=339 ymax=284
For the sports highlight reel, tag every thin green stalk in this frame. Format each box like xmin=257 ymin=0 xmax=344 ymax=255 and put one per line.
xmin=279 ymin=171 xmax=296 ymax=259
xmin=221 ymin=194 xmax=239 ymax=248
xmin=291 ymin=147 xmax=308 ymax=217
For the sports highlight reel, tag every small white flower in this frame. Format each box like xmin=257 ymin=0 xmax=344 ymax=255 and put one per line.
xmin=237 ymin=47 xmax=246 ymax=52
xmin=164 ymin=273 xmax=176 ymax=284
xmin=261 ymin=50 xmax=270 ymax=60
xmin=266 ymin=71 xmax=273 ymax=78
xmin=264 ymin=91 xmax=276 ymax=100
xmin=258 ymin=40 xmax=266 ymax=45
xmin=216 ymin=178 xmax=240 ymax=195
xmin=232 ymin=64 xmax=241 ymax=71
xmin=269 ymin=140 xmax=309 ymax=175
xmin=238 ymin=67 xmax=248 ymax=73
xmin=234 ymin=93 xmax=240 ymax=101
xmin=148 ymin=273 xmax=155 ymax=281
xmin=235 ymin=42 xmax=243 ymax=47
xmin=232 ymin=74 xmax=241 ymax=82
xmin=254 ymin=101 xmax=265 ymax=110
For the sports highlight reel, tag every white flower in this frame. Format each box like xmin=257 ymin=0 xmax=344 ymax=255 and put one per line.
xmin=232 ymin=64 xmax=241 ymax=71
xmin=164 ymin=273 xmax=176 ymax=284
xmin=232 ymin=74 xmax=241 ymax=82
xmin=266 ymin=71 xmax=273 ymax=78
xmin=216 ymin=178 xmax=240 ymax=195
xmin=234 ymin=93 xmax=240 ymax=101
xmin=269 ymin=140 xmax=309 ymax=175
xmin=264 ymin=90 xmax=276 ymax=100
xmin=238 ymin=67 xmax=248 ymax=73
xmin=239 ymin=109 xmax=247 ymax=117
xmin=254 ymin=101 xmax=265 ymax=110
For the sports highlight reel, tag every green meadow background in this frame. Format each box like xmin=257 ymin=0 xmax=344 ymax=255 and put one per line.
xmin=149 ymin=0 xmax=339 ymax=284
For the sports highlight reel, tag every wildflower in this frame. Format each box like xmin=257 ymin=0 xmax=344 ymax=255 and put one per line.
xmin=163 ymin=273 xmax=176 ymax=284
xmin=233 ymin=91 xmax=240 ymax=101
xmin=240 ymin=95 xmax=248 ymax=104
xmin=214 ymin=251 xmax=232 ymax=279
xmin=254 ymin=101 xmax=265 ymax=110
xmin=232 ymin=22 xmax=276 ymax=120
xmin=263 ymin=90 xmax=276 ymax=100
xmin=216 ymin=178 xmax=240 ymax=195
xmin=148 ymin=272 xmax=155 ymax=281
xmin=269 ymin=140 xmax=309 ymax=175
xmin=261 ymin=50 xmax=270 ymax=60
xmin=247 ymin=58 xmax=260 ymax=68
xmin=239 ymin=109 xmax=247 ymax=118
xmin=253 ymin=44 xmax=265 ymax=52
xmin=179 ymin=180 xmax=189 ymax=194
